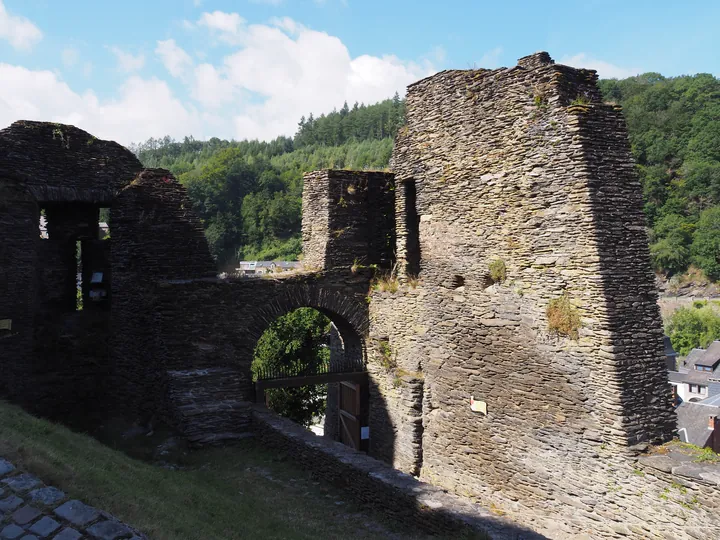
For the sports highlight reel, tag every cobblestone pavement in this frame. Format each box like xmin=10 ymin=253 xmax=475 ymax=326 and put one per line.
xmin=0 ymin=458 xmax=144 ymax=540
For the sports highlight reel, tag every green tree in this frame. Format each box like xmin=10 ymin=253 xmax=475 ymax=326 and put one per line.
xmin=252 ymin=309 xmax=331 ymax=427
xmin=691 ymin=207 xmax=720 ymax=280
xmin=649 ymin=213 xmax=695 ymax=274
xmin=667 ymin=304 xmax=720 ymax=356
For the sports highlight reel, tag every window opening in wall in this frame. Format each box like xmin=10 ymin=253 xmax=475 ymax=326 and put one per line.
xmin=98 ymin=207 xmax=110 ymax=239
xmin=39 ymin=209 xmax=49 ymax=239
xmin=76 ymin=240 xmax=83 ymax=311
xmin=452 ymin=275 xmax=465 ymax=288
xmin=403 ymin=180 xmax=420 ymax=277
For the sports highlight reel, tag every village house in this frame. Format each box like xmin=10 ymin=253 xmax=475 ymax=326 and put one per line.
xmin=236 ymin=260 xmax=302 ymax=276
xmin=675 ymin=396 xmax=720 ymax=452
xmin=669 ymin=341 xmax=720 ymax=403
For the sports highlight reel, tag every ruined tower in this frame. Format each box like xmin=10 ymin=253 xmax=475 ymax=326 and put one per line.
xmin=367 ymin=51 xmax=676 ymax=525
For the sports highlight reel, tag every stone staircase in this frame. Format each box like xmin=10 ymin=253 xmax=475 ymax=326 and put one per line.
xmin=166 ymin=367 xmax=253 ymax=446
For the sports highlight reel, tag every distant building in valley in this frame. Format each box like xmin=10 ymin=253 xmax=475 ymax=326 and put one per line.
xmin=236 ymin=260 xmax=302 ymax=276
xmin=669 ymin=341 xmax=720 ymax=404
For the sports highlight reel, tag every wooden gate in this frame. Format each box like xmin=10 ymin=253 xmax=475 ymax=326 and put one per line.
xmin=339 ymin=381 xmax=369 ymax=451
xmin=339 ymin=381 xmax=360 ymax=449
xmin=255 ymin=372 xmax=370 ymax=451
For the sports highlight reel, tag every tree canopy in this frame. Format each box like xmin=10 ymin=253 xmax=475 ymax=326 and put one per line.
xmin=251 ymin=308 xmax=331 ymax=427
xmin=599 ymin=72 xmax=720 ymax=280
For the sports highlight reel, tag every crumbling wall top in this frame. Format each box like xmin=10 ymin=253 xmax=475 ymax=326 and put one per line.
xmin=0 ymin=121 xmax=142 ymax=204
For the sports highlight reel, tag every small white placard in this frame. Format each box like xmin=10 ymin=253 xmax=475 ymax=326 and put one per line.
xmin=360 ymin=426 xmax=370 ymax=440
xmin=91 ymin=272 xmax=104 ymax=283
xmin=0 ymin=319 xmax=11 ymax=331
xmin=470 ymin=396 xmax=487 ymax=415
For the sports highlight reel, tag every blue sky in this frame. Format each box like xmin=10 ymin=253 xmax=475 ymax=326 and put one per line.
xmin=1 ymin=0 xmax=718 ymax=145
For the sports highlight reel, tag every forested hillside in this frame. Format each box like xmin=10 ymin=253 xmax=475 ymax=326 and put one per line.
xmin=600 ymin=73 xmax=720 ymax=281
xmin=130 ymin=98 xmax=399 ymax=269
xmin=133 ymin=74 xmax=720 ymax=281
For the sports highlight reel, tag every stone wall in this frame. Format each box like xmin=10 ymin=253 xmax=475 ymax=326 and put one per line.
xmin=0 ymin=179 xmax=39 ymax=401
xmin=110 ymin=169 xmax=217 ymax=420
xmin=302 ymin=170 xmax=396 ymax=271
xmin=0 ymin=121 xmax=141 ymax=204
xmin=149 ymin=271 xmax=372 ymax=444
xmin=0 ymin=122 xmax=142 ymax=421
xmin=361 ymin=51 xmax=707 ymax=538
xmin=251 ymin=405 xmax=544 ymax=540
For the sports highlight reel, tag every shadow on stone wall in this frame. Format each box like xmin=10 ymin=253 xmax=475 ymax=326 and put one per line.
xmin=252 ymin=405 xmax=547 ymax=539
xmin=579 ymin=104 xmax=677 ymax=446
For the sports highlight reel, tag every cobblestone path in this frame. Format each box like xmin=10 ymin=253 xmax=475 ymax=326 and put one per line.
xmin=0 ymin=458 xmax=144 ymax=540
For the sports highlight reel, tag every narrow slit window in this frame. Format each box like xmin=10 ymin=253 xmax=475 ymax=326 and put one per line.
xmin=76 ymin=240 xmax=83 ymax=311
xmin=39 ymin=209 xmax=49 ymax=239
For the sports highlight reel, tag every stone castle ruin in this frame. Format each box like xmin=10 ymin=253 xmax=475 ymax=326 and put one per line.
xmin=2 ymin=53 xmax=719 ymax=538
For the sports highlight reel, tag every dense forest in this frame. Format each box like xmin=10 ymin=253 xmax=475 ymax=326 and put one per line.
xmin=600 ymin=74 xmax=720 ymax=281
xmin=130 ymin=98 xmax=399 ymax=269
xmin=133 ymin=74 xmax=720 ymax=282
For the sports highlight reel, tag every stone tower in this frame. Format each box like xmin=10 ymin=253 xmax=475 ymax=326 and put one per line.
xmin=367 ymin=51 xmax=676 ymax=523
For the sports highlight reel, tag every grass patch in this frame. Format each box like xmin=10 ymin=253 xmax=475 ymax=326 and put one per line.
xmin=488 ymin=259 xmax=506 ymax=284
xmin=569 ymin=95 xmax=591 ymax=107
xmin=0 ymin=401 xmax=472 ymax=540
xmin=546 ymin=293 xmax=581 ymax=339
xmin=378 ymin=339 xmax=396 ymax=370
xmin=372 ymin=274 xmax=399 ymax=293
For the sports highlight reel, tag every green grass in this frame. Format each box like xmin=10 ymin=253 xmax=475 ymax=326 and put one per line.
xmin=0 ymin=401 xmax=461 ymax=540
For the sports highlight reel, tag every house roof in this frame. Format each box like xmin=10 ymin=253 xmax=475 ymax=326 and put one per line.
xmin=669 ymin=371 xmax=688 ymax=384
xmin=676 ymin=401 xmax=720 ymax=447
xmin=699 ymin=393 xmax=720 ymax=407
xmin=696 ymin=341 xmax=720 ymax=368
xmin=237 ymin=261 xmax=302 ymax=271
xmin=682 ymin=348 xmax=707 ymax=371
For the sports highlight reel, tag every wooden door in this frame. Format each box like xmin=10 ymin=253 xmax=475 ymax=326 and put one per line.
xmin=339 ymin=381 xmax=361 ymax=450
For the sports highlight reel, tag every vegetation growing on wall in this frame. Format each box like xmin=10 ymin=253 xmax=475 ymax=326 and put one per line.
xmin=546 ymin=294 xmax=582 ymax=340
xmin=488 ymin=259 xmax=507 ymax=283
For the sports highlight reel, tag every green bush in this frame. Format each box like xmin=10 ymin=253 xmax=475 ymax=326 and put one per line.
xmin=667 ymin=304 xmax=720 ymax=356
xmin=488 ymin=259 xmax=507 ymax=283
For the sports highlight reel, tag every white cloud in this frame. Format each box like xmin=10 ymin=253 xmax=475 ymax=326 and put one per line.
xmin=198 ymin=11 xmax=245 ymax=43
xmin=193 ymin=0 xmax=203 ymax=6
xmin=191 ymin=63 xmax=235 ymax=108
xmin=61 ymin=47 xmax=80 ymax=68
xmin=156 ymin=39 xmax=192 ymax=78
xmin=559 ymin=53 xmax=642 ymax=79
xmin=0 ymin=63 xmax=208 ymax=146
xmin=215 ymin=17 xmax=432 ymax=140
xmin=109 ymin=46 xmax=145 ymax=73
xmin=269 ymin=16 xmax=306 ymax=36
xmin=0 ymin=15 xmax=433 ymax=145
xmin=477 ymin=47 xmax=503 ymax=69
xmin=0 ymin=0 xmax=42 ymax=51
